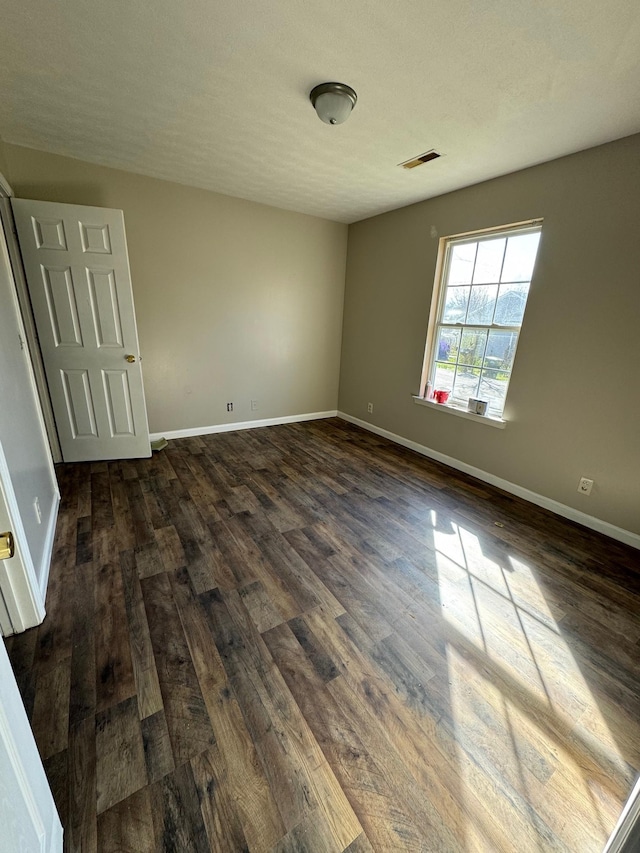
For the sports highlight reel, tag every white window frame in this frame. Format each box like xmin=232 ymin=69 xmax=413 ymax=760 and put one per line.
xmin=419 ymin=219 xmax=543 ymax=421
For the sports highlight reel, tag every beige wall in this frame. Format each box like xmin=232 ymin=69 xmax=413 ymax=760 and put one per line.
xmin=3 ymin=143 xmax=348 ymax=433
xmin=4 ymin=136 xmax=639 ymax=537
xmin=340 ymin=134 xmax=640 ymax=535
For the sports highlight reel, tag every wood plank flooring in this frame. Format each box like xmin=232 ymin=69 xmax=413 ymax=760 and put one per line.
xmin=6 ymin=417 xmax=640 ymax=852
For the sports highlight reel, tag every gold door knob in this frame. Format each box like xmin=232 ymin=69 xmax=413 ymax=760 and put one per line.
xmin=125 ymin=354 xmax=136 ymax=363
xmin=0 ymin=531 xmax=14 ymax=561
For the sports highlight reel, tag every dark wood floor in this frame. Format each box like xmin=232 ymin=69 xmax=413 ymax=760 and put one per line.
xmin=6 ymin=418 xmax=640 ymax=852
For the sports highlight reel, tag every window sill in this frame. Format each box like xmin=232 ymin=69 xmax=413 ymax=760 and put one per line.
xmin=412 ymin=396 xmax=507 ymax=428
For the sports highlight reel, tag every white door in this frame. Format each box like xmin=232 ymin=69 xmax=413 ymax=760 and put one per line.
xmin=12 ymin=199 xmax=150 ymax=463
xmin=0 ymin=637 xmax=63 ymax=853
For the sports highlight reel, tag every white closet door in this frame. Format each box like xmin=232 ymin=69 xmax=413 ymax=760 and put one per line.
xmin=0 ymin=637 xmax=63 ymax=853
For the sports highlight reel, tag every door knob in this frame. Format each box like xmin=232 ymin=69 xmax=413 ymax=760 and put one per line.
xmin=125 ymin=354 xmax=136 ymax=363
xmin=0 ymin=531 xmax=14 ymax=561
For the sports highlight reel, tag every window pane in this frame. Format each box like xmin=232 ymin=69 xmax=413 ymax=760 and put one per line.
xmin=466 ymin=284 xmax=498 ymax=325
xmin=433 ymin=362 xmax=455 ymax=392
xmin=501 ymin=232 xmax=541 ymax=282
xmin=452 ymin=367 xmax=480 ymax=404
xmin=484 ymin=329 xmax=518 ymax=372
xmin=448 ymin=242 xmax=477 ymax=285
xmin=442 ymin=286 xmax=469 ymax=323
xmin=479 ymin=369 xmax=509 ymax=416
xmin=494 ymin=282 xmax=529 ymax=326
xmin=472 ymin=238 xmax=505 ymax=284
xmin=459 ymin=329 xmax=488 ymax=367
xmin=436 ymin=327 xmax=460 ymax=363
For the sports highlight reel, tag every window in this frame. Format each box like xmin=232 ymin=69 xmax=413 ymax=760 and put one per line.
xmin=420 ymin=221 xmax=542 ymax=419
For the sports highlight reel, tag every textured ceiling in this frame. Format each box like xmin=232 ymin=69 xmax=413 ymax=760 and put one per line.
xmin=1 ymin=0 xmax=639 ymax=223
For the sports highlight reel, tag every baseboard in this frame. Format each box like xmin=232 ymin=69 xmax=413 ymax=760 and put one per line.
xmin=39 ymin=492 xmax=60 ymax=600
xmin=150 ymin=410 xmax=339 ymax=442
xmin=603 ymin=776 xmax=640 ymax=853
xmin=338 ymin=411 xmax=640 ymax=551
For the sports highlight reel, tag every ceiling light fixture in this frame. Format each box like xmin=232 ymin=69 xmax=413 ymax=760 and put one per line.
xmin=310 ymin=82 xmax=357 ymax=125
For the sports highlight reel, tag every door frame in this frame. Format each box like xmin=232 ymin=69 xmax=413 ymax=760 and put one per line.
xmin=0 ymin=439 xmax=45 ymax=634
xmin=0 ymin=173 xmax=62 ymax=464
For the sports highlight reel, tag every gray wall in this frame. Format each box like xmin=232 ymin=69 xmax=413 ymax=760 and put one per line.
xmin=339 ymin=134 xmax=640 ymax=535
xmin=3 ymin=143 xmax=348 ymax=434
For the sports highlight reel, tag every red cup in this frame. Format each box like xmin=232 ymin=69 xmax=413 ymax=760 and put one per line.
xmin=434 ymin=390 xmax=450 ymax=403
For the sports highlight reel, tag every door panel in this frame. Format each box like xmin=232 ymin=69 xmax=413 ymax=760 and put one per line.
xmin=12 ymin=199 xmax=150 ymax=462
xmin=103 ymin=370 xmax=135 ymax=436
xmin=87 ymin=269 xmax=123 ymax=347
xmin=32 ymin=216 xmax=67 ymax=251
xmin=61 ymin=369 xmax=98 ymax=438
xmin=42 ymin=266 xmax=83 ymax=346
xmin=80 ymin=220 xmax=111 ymax=253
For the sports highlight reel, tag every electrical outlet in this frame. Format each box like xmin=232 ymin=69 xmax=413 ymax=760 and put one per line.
xmin=226 ymin=402 xmax=233 ymax=412
xmin=250 ymin=400 xmax=258 ymax=411
xmin=577 ymin=477 xmax=594 ymax=495
xmin=33 ymin=496 xmax=41 ymax=524
xmin=367 ymin=402 xmax=374 ymax=414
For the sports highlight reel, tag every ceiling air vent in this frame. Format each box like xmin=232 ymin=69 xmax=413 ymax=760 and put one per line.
xmin=399 ymin=150 xmax=442 ymax=169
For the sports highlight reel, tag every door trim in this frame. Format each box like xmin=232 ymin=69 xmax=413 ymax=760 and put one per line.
xmin=40 ymin=494 xmax=59 ymax=601
xmin=0 ymin=587 xmax=13 ymax=636
xmin=0 ymin=699 xmax=47 ymax=850
xmin=0 ymin=637 xmax=63 ymax=852
xmin=0 ymin=176 xmax=62 ymax=463
xmin=0 ymin=440 xmax=46 ymax=632
xmin=604 ymin=777 xmax=640 ymax=853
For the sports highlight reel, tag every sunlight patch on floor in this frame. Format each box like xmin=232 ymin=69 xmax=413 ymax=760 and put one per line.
xmin=433 ymin=513 xmax=630 ymax=851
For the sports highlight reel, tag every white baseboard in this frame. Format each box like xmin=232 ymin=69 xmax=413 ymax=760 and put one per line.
xmin=603 ymin=776 xmax=640 ymax=853
xmin=150 ymin=410 xmax=338 ymax=442
xmin=39 ymin=492 xmax=60 ymax=600
xmin=338 ymin=411 xmax=640 ymax=551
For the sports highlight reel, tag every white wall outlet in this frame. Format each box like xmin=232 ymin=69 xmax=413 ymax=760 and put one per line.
xmin=226 ymin=402 xmax=233 ymax=412
xmin=367 ymin=402 xmax=374 ymax=414
xmin=250 ymin=400 xmax=258 ymax=411
xmin=33 ymin=496 xmax=41 ymax=524
xmin=578 ymin=477 xmax=594 ymax=495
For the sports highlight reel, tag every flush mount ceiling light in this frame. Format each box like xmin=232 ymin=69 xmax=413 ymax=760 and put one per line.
xmin=310 ymin=82 xmax=357 ymax=125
